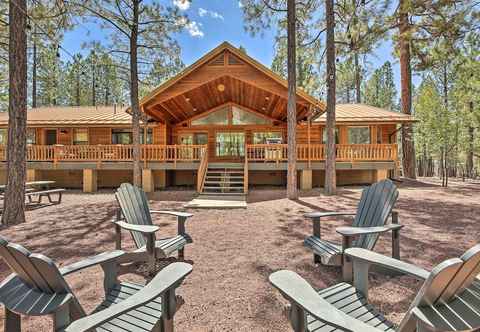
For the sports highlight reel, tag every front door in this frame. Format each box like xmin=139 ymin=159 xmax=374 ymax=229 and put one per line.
xmin=216 ymin=132 xmax=245 ymax=159
xmin=45 ymin=130 xmax=57 ymax=145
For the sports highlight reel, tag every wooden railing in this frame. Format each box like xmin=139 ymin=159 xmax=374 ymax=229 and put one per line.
xmin=196 ymin=147 xmax=209 ymax=192
xmin=245 ymin=144 xmax=398 ymax=162
xmin=0 ymin=145 xmax=207 ymax=163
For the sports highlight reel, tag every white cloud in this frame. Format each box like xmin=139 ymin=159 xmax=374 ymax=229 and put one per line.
xmin=238 ymin=1 xmax=244 ymax=8
xmin=198 ymin=8 xmax=224 ymax=20
xmin=186 ymin=21 xmax=204 ymax=38
xmin=173 ymin=0 xmax=190 ymax=11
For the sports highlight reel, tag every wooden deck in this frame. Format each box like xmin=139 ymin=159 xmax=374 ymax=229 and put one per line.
xmin=0 ymin=143 xmax=397 ymax=164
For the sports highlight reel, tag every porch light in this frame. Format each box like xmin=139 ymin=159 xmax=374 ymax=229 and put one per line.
xmin=265 ymin=96 xmax=270 ymax=101
xmin=217 ymin=84 xmax=225 ymax=92
xmin=185 ymin=97 xmax=190 ymax=102
xmin=193 ymin=108 xmax=197 ymax=111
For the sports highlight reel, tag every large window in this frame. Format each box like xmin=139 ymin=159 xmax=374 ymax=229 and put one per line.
xmin=191 ymin=105 xmax=271 ymax=126
xmin=111 ymin=128 xmax=152 ymax=144
xmin=192 ymin=107 xmax=229 ymax=126
xmin=253 ymin=132 xmax=282 ymax=144
xmin=216 ymin=132 xmax=245 ymax=157
xmin=232 ymin=106 xmax=270 ymax=125
xmin=322 ymin=128 xmax=339 ymax=144
xmin=73 ymin=128 xmax=88 ymax=145
xmin=348 ymin=126 xmax=371 ymax=144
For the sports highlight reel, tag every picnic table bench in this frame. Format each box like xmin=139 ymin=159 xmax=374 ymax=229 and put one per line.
xmin=25 ymin=188 xmax=65 ymax=204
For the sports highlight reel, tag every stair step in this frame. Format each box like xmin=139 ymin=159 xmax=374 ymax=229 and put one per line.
xmin=206 ymin=175 xmax=244 ymax=179
xmin=204 ymin=186 xmax=244 ymax=190
xmin=204 ymin=181 xmax=244 ymax=185
xmin=207 ymin=170 xmax=244 ymax=173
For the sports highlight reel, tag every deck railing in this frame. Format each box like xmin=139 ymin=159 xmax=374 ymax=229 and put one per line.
xmin=0 ymin=144 xmax=397 ymax=163
xmin=246 ymin=144 xmax=398 ymax=162
xmin=0 ymin=145 xmax=207 ymax=163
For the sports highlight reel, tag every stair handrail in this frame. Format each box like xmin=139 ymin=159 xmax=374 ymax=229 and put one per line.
xmin=244 ymin=144 xmax=248 ymax=194
xmin=197 ymin=146 xmax=209 ymax=193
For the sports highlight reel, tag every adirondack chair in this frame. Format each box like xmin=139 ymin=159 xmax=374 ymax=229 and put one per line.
xmin=304 ymin=179 xmax=401 ymax=279
xmin=0 ymin=236 xmax=192 ymax=332
xmin=114 ymin=183 xmax=193 ymax=271
xmin=270 ymin=244 xmax=480 ymax=332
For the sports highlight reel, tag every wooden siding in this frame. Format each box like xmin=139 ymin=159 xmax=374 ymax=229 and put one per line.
xmin=89 ymin=127 xmax=112 ymax=145
xmin=57 ymin=128 xmax=72 ymax=145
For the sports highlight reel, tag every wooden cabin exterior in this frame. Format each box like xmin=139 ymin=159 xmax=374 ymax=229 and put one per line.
xmin=0 ymin=42 xmax=413 ymax=193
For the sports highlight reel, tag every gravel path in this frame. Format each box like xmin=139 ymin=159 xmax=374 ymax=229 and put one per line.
xmin=0 ymin=177 xmax=479 ymax=331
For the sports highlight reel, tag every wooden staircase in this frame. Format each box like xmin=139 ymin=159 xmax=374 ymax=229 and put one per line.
xmin=200 ymin=163 xmax=245 ymax=195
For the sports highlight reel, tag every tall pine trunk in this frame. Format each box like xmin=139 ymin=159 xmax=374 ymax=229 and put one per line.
xmin=398 ymin=0 xmax=416 ymax=179
xmin=130 ymin=0 xmax=142 ymax=187
xmin=466 ymin=101 xmax=474 ymax=177
xmin=286 ymin=0 xmax=297 ymax=199
xmin=32 ymin=32 xmax=37 ymax=108
xmin=324 ymin=0 xmax=336 ymax=195
xmin=354 ymin=52 xmax=361 ymax=103
xmin=2 ymin=0 xmax=27 ymax=225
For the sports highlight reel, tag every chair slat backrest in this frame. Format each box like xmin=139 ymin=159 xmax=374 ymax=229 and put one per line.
xmin=398 ymin=245 xmax=480 ymax=332
xmin=0 ymin=236 xmax=69 ymax=295
xmin=115 ymin=183 xmax=153 ymax=249
xmin=351 ymin=179 xmax=399 ymax=249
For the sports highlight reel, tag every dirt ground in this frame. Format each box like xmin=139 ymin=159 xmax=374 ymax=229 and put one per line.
xmin=0 ymin=177 xmax=479 ymax=331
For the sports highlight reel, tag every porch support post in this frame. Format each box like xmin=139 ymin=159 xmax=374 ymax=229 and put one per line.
xmin=156 ymin=170 xmax=166 ymax=189
xmin=83 ymin=169 xmax=97 ymax=193
xmin=26 ymin=169 xmax=37 ymax=182
xmin=374 ymin=169 xmax=388 ymax=182
xmin=142 ymin=168 xmax=155 ymax=193
xmin=300 ymin=169 xmax=312 ymax=190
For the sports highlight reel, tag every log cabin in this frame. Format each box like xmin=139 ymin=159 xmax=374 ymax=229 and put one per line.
xmin=0 ymin=42 xmax=414 ymax=194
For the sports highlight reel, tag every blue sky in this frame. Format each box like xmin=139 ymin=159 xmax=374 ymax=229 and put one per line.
xmin=62 ymin=0 xmax=408 ymax=94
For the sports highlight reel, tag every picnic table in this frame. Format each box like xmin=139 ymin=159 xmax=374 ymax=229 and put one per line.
xmin=0 ymin=180 xmax=55 ymax=192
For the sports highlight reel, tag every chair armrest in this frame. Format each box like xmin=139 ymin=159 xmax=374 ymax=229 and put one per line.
xmin=64 ymin=262 xmax=193 ymax=332
xmin=345 ymin=248 xmax=430 ymax=280
xmin=150 ymin=210 xmax=193 ymax=218
xmin=60 ymin=250 xmax=125 ymax=277
xmin=269 ymin=270 xmax=381 ymax=332
xmin=304 ymin=211 xmax=356 ymax=219
xmin=150 ymin=210 xmax=192 ymax=235
xmin=113 ymin=221 xmax=159 ymax=234
xmin=336 ymin=224 xmax=404 ymax=237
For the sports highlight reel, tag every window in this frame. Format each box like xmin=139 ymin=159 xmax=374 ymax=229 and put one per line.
xmin=140 ymin=128 xmax=153 ymax=144
xmin=191 ymin=107 xmax=229 ymax=126
xmin=232 ymin=106 xmax=270 ymax=125
xmin=191 ymin=105 xmax=271 ymax=126
xmin=0 ymin=129 xmax=6 ymax=145
xmin=112 ymin=129 xmax=132 ymax=144
xmin=112 ymin=128 xmax=152 ymax=144
xmin=253 ymin=132 xmax=282 ymax=144
xmin=348 ymin=126 xmax=371 ymax=144
xmin=26 ymin=129 xmax=36 ymax=145
xmin=216 ymin=132 xmax=245 ymax=157
xmin=322 ymin=128 xmax=339 ymax=144
xmin=73 ymin=128 xmax=88 ymax=145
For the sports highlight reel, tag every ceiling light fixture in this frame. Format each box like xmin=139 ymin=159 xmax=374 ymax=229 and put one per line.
xmin=217 ymin=84 xmax=225 ymax=92
xmin=185 ymin=97 xmax=190 ymax=102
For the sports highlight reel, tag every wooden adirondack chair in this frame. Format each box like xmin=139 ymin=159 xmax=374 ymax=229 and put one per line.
xmin=114 ymin=183 xmax=193 ymax=271
xmin=270 ymin=244 xmax=480 ymax=332
xmin=0 ymin=236 xmax=192 ymax=332
xmin=304 ymin=179 xmax=401 ymax=279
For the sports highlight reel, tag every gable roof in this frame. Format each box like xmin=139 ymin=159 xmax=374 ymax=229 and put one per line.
xmin=314 ymin=104 xmax=415 ymax=124
xmin=0 ymin=106 xmax=132 ymax=127
xmin=139 ymin=42 xmax=325 ymax=124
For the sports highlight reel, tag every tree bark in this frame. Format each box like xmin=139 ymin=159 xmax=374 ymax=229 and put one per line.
xmin=2 ymin=0 xmax=27 ymax=225
xmin=130 ymin=0 xmax=142 ymax=187
xmin=354 ymin=52 xmax=361 ymax=103
xmin=398 ymin=0 xmax=416 ymax=179
xmin=76 ymin=68 xmax=81 ymax=106
xmin=466 ymin=101 xmax=474 ymax=177
xmin=324 ymin=0 xmax=336 ymax=195
xmin=92 ymin=54 xmax=96 ymax=106
xmin=32 ymin=32 xmax=37 ymax=108
xmin=286 ymin=0 xmax=297 ymax=199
